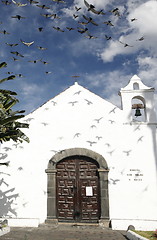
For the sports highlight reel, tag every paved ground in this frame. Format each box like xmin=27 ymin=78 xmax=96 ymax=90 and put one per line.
xmin=0 ymin=224 xmax=128 ymax=240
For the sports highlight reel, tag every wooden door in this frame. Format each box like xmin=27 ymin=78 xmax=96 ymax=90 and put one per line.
xmin=56 ymin=156 xmax=100 ymax=222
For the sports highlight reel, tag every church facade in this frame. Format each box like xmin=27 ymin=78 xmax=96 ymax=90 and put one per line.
xmin=0 ymin=75 xmax=157 ymax=230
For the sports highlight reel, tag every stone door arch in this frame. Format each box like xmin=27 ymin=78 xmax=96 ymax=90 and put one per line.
xmin=45 ymin=148 xmax=109 ymax=226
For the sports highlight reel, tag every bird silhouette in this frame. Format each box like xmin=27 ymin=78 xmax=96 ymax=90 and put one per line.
xmin=2 ymin=1 xmax=12 ymax=4
xmin=75 ymin=6 xmax=81 ymax=11
xmin=73 ymin=90 xmax=81 ymax=95
xmin=90 ymin=125 xmax=96 ymax=129
xmin=66 ymin=27 xmax=75 ymax=31
xmin=36 ymin=4 xmax=50 ymax=9
xmin=95 ymin=136 xmax=102 ymax=140
xmin=119 ymin=41 xmax=133 ymax=47
xmin=0 ymin=30 xmax=10 ymax=34
xmin=27 ymin=0 xmax=39 ymax=4
xmin=6 ymin=43 xmax=18 ymax=47
xmin=86 ymin=140 xmax=97 ymax=146
xmin=84 ymin=99 xmax=93 ymax=105
xmin=109 ymin=8 xmax=120 ymax=17
xmin=37 ymin=46 xmax=47 ymax=50
xmin=103 ymin=21 xmax=114 ymax=26
xmin=53 ymin=26 xmax=64 ymax=32
xmin=77 ymin=27 xmax=88 ymax=34
xmin=20 ymin=39 xmax=34 ymax=46
xmin=137 ymin=136 xmax=144 ymax=142
xmin=3 ymin=147 xmax=12 ymax=151
xmin=123 ymin=150 xmax=132 ymax=156
xmin=94 ymin=117 xmax=103 ymax=123
xmin=136 ymin=36 xmax=144 ymax=41
xmin=131 ymin=18 xmax=137 ymax=22
xmin=68 ymin=101 xmax=78 ymax=106
xmin=73 ymin=14 xmax=78 ymax=19
xmin=84 ymin=0 xmax=105 ymax=15
xmin=41 ymin=13 xmax=54 ymax=18
xmin=11 ymin=15 xmax=26 ymax=20
xmin=105 ymin=35 xmax=112 ymax=40
xmin=83 ymin=15 xmax=98 ymax=26
xmin=38 ymin=27 xmax=44 ymax=32
xmin=109 ymin=107 xmax=117 ymax=114
xmin=10 ymin=51 xmax=24 ymax=57
xmin=85 ymin=32 xmax=98 ymax=39
xmin=73 ymin=133 xmax=81 ymax=138
xmin=108 ymin=119 xmax=115 ymax=124
xmin=51 ymin=100 xmax=57 ymax=105
xmin=52 ymin=0 xmax=65 ymax=3
xmin=12 ymin=0 xmax=27 ymax=6
xmin=109 ymin=178 xmax=120 ymax=185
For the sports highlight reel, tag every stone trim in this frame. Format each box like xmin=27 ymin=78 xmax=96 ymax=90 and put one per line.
xmin=45 ymin=148 xmax=110 ymax=225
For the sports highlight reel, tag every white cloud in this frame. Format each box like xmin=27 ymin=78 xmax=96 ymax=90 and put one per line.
xmin=99 ymin=0 xmax=157 ymax=62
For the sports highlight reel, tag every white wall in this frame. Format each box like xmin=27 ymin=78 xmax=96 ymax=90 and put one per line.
xmin=1 ymin=82 xmax=157 ymax=230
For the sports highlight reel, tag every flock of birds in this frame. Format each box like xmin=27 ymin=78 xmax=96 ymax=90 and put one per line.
xmin=0 ymin=0 xmax=145 ymax=84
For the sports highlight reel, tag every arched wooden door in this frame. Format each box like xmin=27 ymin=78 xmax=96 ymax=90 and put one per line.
xmin=56 ymin=156 xmax=100 ymax=222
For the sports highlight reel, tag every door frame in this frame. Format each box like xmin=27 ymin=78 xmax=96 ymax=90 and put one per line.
xmin=45 ymin=148 xmax=109 ymax=226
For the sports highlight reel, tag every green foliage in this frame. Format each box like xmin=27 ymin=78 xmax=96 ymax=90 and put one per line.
xmin=0 ymin=62 xmax=29 ymax=143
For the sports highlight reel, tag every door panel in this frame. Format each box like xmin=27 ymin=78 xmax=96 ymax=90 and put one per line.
xmin=56 ymin=157 xmax=100 ymax=222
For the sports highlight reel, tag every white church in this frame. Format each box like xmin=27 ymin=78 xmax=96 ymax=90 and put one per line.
xmin=0 ymin=75 xmax=157 ymax=230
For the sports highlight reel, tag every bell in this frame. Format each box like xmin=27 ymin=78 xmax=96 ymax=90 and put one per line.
xmin=135 ymin=108 xmax=142 ymax=117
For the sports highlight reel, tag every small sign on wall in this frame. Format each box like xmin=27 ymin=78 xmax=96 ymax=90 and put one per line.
xmin=86 ymin=186 xmax=93 ymax=196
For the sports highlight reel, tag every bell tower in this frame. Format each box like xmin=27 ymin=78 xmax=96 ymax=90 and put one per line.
xmin=119 ymin=75 xmax=157 ymax=123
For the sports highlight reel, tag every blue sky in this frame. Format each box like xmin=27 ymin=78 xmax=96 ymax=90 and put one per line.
xmin=1 ymin=0 xmax=157 ymax=114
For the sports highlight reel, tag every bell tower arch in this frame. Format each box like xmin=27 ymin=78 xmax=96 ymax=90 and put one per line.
xmin=119 ymin=75 xmax=156 ymax=123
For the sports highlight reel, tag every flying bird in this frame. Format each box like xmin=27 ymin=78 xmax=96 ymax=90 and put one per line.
xmin=77 ymin=27 xmax=88 ymax=34
xmin=27 ymin=0 xmax=39 ymax=4
xmin=109 ymin=8 xmax=120 ymax=17
xmin=73 ymin=14 xmax=78 ymax=19
xmin=6 ymin=42 xmax=18 ymax=47
xmin=37 ymin=46 xmax=47 ymax=50
xmin=0 ymin=30 xmax=10 ymax=34
xmin=36 ymin=4 xmax=50 ymax=9
xmin=119 ymin=41 xmax=133 ymax=47
xmin=52 ymin=0 xmax=65 ymax=3
xmin=10 ymin=51 xmax=24 ymax=57
xmin=53 ymin=26 xmax=64 ymax=32
xmin=12 ymin=0 xmax=27 ymax=6
xmin=20 ymin=39 xmax=34 ymax=46
xmin=84 ymin=0 xmax=105 ymax=15
xmin=41 ymin=13 xmax=55 ymax=18
xmin=83 ymin=15 xmax=98 ymax=26
xmin=105 ymin=35 xmax=112 ymax=40
xmin=85 ymin=32 xmax=98 ymax=39
xmin=38 ymin=27 xmax=44 ymax=32
xmin=11 ymin=15 xmax=26 ymax=20
xmin=28 ymin=59 xmax=40 ymax=63
xmin=136 ymin=36 xmax=144 ymax=41
xmin=66 ymin=27 xmax=75 ymax=31
xmin=75 ymin=6 xmax=81 ymax=11
xmin=131 ymin=18 xmax=137 ymax=22
xmin=103 ymin=21 xmax=114 ymax=26
xmin=2 ymin=0 xmax=12 ymax=4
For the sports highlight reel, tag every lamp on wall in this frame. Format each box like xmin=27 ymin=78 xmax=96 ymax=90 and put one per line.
xmin=132 ymin=103 xmax=144 ymax=117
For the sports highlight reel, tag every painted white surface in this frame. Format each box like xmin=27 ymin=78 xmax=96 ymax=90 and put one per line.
xmin=126 ymin=230 xmax=149 ymax=240
xmin=0 ymin=76 xmax=157 ymax=230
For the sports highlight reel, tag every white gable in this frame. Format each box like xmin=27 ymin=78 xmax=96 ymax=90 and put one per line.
xmin=1 ymin=79 xmax=157 ymax=231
